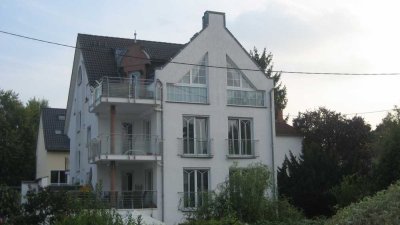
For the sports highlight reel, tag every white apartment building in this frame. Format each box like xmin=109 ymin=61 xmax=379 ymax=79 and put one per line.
xmin=65 ymin=11 xmax=301 ymax=225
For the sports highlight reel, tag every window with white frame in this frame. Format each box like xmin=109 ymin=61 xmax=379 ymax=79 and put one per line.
xmin=228 ymin=118 xmax=254 ymax=156
xmin=167 ymin=53 xmax=208 ymax=103
xmin=50 ymin=170 xmax=67 ymax=184
xmin=182 ymin=116 xmax=209 ymax=156
xmin=226 ymin=55 xmax=265 ymax=107
xmin=182 ymin=169 xmax=209 ymax=209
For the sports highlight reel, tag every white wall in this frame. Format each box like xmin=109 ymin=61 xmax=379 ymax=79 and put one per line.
xmin=275 ymin=136 xmax=303 ymax=167
xmin=156 ymin=12 xmax=275 ymax=225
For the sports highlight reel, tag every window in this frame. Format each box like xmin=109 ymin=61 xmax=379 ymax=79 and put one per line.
xmin=179 ymin=53 xmax=208 ymax=85
xmin=86 ymin=126 xmax=91 ymax=148
xmin=76 ymin=111 xmax=81 ymax=132
xmin=58 ymin=115 xmax=66 ymax=120
xmin=77 ymin=66 xmax=82 ymax=85
xmin=182 ymin=169 xmax=209 ymax=209
xmin=226 ymin=56 xmax=265 ymax=107
xmin=228 ymin=118 xmax=254 ymax=156
xmin=226 ymin=56 xmax=252 ymax=89
xmin=77 ymin=150 xmax=81 ymax=170
xmin=167 ymin=53 xmax=208 ymax=104
xmin=182 ymin=116 xmax=209 ymax=156
xmin=51 ymin=170 xmax=67 ymax=184
xmin=55 ymin=130 xmax=62 ymax=135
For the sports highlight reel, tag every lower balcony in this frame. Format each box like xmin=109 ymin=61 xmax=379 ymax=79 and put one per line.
xmin=70 ymin=190 xmax=157 ymax=209
xmin=226 ymin=139 xmax=258 ymax=158
xmin=177 ymin=138 xmax=213 ymax=158
xmin=89 ymin=134 xmax=162 ymax=163
xmin=178 ymin=191 xmax=213 ymax=211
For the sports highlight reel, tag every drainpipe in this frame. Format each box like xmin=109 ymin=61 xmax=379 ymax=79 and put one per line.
xmin=110 ymin=105 xmax=116 ymax=207
xmin=156 ymin=79 xmax=165 ymax=222
xmin=269 ymin=89 xmax=277 ymax=200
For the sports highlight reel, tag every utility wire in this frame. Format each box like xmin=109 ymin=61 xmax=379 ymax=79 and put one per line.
xmin=285 ymin=108 xmax=397 ymax=119
xmin=2 ymin=30 xmax=400 ymax=76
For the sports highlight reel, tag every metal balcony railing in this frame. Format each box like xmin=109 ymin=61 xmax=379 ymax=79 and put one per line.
xmin=177 ymin=138 xmax=212 ymax=157
xmin=89 ymin=134 xmax=161 ymax=161
xmin=69 ymin=190 xmax=157 ymax=209
xmin=227 ymin=89 xmax=265 ymax=107
xmin=178 ymin=191 xmax=213 ymax=211
xmin=91 ymin=77 xmax=160 ymax=107
xmin=226 ymin=139 xmax=258 ymax=158
xmin=166 ymin=83 xmax=208 ymax=104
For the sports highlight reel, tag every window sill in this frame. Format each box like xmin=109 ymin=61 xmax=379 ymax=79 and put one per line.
xmin=179 ymin=154 xmax=213 ymax=158
xmin=166 ymin=100 xmax=210 ymax=105
xmin=226 ymin=155 xmax=257 ymax=159
xmin=226 ymin=104 xmax=267 ymax=108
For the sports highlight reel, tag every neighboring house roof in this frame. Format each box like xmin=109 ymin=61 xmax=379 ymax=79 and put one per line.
xmin=77 ymin=33 xmax=184 ymax=86
xmin=42 ymin=108 xmax=70 ymax=151
xmin=275 ymin=121 xmax=302 ymax=137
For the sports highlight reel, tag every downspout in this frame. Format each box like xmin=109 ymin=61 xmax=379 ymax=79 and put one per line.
xmin=156 ymin=79 xmax=165 ymax=222
xmin=269 ymin=89 xmax=277 ymax=200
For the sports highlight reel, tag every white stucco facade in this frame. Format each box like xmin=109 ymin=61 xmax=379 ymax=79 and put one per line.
xmin=64 ymin=11 xmax=302 ymax=225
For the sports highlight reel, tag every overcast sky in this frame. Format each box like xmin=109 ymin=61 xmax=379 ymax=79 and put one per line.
xmin=1 ymin=0 xmax=400 ymax=127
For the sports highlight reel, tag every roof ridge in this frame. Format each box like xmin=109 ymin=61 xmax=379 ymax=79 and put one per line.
xmin=77 ymin=33 xmax=184 ymax=46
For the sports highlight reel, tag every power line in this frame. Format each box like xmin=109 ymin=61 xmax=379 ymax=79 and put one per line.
xmin=2 ymin=30 xmax=400 ymax=76
xmin=285 ymin=108 xmax=396 ymax=119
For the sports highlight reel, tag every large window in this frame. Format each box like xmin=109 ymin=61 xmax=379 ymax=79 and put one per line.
xmin=51 ymin=170 xmax=67 ymax=184
xmin=228 ymin=118 xmax=254 ymax=156
xmin=182 ymin=116 xmax=209 ymax=156
xmin=167 ymin=53 xmax=208 ymax=104
xmin=226 ymin=55 xmax=265 ymax=107
xmin=182 ymin=169 xmax=209 ymax=209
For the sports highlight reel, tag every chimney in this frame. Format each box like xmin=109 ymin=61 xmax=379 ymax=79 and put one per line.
xmin=276 ymin=109 xmax=284 ymax=122
xmin=202 ymin=11 xmax=226 ymax=29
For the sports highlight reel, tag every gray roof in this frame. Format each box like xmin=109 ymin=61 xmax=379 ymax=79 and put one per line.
xmin=77 ymin=33 xmax=184 ymax=86
xmin=42 ymin=108 xmax=70 ymax=151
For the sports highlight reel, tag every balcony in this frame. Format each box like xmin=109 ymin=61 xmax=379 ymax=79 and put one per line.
xmin=177 ymin=138 xmax=213 ymax=158
xmin=69 ymin=190 xmax=157 ymax=209
xmin=227 ymin=89 xmax=265 ymax=107
xmin=167 ymin=83 xmax=208 ymax=104
xmin=178 ymin=192 xmax=213 ymax=211
xmin=226 ymin=139 xmax=258 ymax=158
xmin=90 ymin=77 xmax=161 ymax=113
xmin=89 ymin=134 xmax=162 ymax=163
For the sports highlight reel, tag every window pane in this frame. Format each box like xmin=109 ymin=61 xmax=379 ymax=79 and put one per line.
xmin=59 ymin=171 xmax=67 ymax=184
xmin=51 ymin=171 xmax=58 ymax=184
xmin=228 ymin=119 xmax=239 ymax=154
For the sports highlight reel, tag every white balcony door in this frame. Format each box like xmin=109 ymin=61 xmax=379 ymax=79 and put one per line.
xmin=183 ymin=169 xmax=209 ymax=208
xmin=122 ymin=172 xmax=134 ymax=191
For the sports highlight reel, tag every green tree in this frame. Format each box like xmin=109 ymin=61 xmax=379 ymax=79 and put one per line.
xmin=278 ymin=108 xmax=372 ymax=217
xmin=249 ymin=47 xmax=287 ymax=113
xmin=372 ymin=108 xmax=400 ymax=190
xmin=0 ymin=89 xmax=48 ymax=186
xmin=0 ymin=89 xmax=25 ymax=186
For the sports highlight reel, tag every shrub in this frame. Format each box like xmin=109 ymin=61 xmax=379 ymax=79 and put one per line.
xmin=325 ymin=180 xmax=400 ymax=225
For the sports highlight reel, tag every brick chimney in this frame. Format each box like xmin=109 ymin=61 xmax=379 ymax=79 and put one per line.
xmin=202 ymin=11 xmax=226 ymax=29
xmin=276 ymin=109 xmax=284 ymax=122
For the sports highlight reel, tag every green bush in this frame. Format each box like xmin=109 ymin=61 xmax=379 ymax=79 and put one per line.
xmin=0 ymin=184 xmax=21 ymax=223
xmin=56 ymin=209 xmax=145 ymax=225
xmin=325 ymin=180 xmax=400 ymax=225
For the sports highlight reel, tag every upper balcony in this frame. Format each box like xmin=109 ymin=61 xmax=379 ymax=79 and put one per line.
xmin=227 ymin=89 xmax=265 ymax=107
xmin=89 ymin=134 xmax=162 ymax=163
xmin=90 ymin=77 xmax=161 ymax=113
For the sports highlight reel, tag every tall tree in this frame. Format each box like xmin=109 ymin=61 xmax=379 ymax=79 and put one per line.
xmin=372 ymin=108 xmax=400 ymax=190
xmin=278 ymin=107 xmax=372 ymax=217
xmin=249 ymin=47 xmax=287 ymax=113
xmin=0 ymin=90 xmax=48 ymax=186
